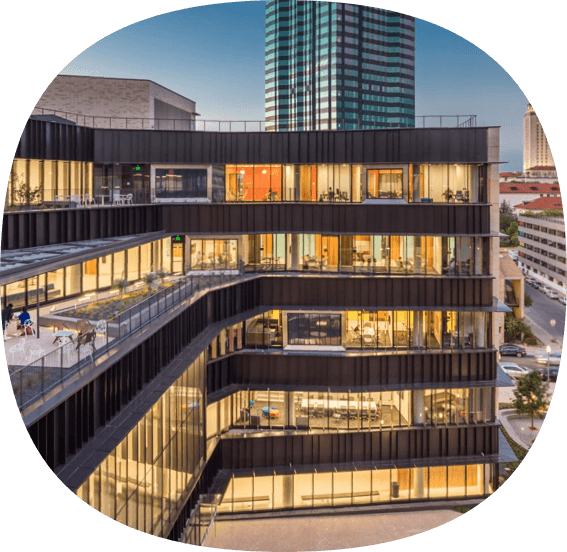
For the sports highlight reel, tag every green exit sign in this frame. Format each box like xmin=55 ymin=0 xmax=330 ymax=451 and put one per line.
xmin=134 ymin=166 xmax=141 ymax=171
xmin=174 ymin=236 xmax=182 ymax=242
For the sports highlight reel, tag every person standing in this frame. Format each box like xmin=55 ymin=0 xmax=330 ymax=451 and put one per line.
xmin=2 ymin=303 xmax=14 ymax=333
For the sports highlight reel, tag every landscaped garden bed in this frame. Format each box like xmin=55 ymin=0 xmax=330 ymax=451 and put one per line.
xmin=64 ymin=290 xmax=152 ymax=320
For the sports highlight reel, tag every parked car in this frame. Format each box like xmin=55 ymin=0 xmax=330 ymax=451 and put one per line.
xmin=546 ymin=290 xmax=559 ymax=300
xmin=525 ymin=277 xmax=536 ymax=285
xmin=531 ymin=281 xmax=541 ymax=290
xmin=559 ymin=296 xmax=567 ymax=305
xmin=536 ymin=352 xmax=561 ymax=365
xmin=537 ymin=365 xmax=559 ymax=381
xmin=499 ymin=344 xmax=527 ymax=358
xmin=498 ymin=362 xmax=532 ymax=379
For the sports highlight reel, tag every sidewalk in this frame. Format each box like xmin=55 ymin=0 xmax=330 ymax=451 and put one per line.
xmin=524 ymin=313 xmax=563 ymax=352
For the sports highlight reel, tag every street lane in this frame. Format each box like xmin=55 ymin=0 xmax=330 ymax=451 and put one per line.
xmin=523 ymin=283 xmax=566 ymax=343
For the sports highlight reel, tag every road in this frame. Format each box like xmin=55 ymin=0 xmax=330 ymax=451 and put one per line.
xmin=523 ymin=283 xmax=566 ymax=344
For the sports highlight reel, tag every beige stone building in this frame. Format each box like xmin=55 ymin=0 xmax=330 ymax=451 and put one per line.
xmin=33 ymin=75 xmax=198 ymax=130
xmin=523 ymin=103 xmax=555 ymax=171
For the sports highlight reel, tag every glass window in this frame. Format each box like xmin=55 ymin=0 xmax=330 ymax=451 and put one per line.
xmin=155 ymin=169 xmax=207 ymax=199
xmin=81 ymin=259 xmax=98 ymax=295
xmin=98 ymin=255 xmax=112 ymax=289
xmin=127 ymin=247 xmax=140 ymax=282
xmin=65 ymin=264 xmax=82 ymax=296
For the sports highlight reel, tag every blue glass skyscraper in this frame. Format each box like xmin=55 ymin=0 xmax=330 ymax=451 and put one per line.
xmin=265 ymin=1 xmax=415 ymax=131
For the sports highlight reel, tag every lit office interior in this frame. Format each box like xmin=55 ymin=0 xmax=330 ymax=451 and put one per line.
xmin=242 ymin=309 xmax=491 ymax=351
xmin=207 ymin=386 xmax=495 ymax=435
xmin=217 ymin=462 xmax=494 ymax=513
xmin=1 ymin=237 xmax=183 ymax=308
xmin=76 ymin=352 xmax=206 ymax=538
xmin=224 ymin=163 xmax=487 ymax=203
xmin=189 ymin=235 xmax=489 ymax=275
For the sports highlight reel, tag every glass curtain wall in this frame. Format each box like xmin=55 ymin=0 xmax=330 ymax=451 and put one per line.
xmin=225 ymin=164 xmax=360 ymax=202
xmin=218 ymin=463 xmax=493 ymax=513
xmin=76 ymin=352 xmax=206 ymax=538
xmin=208 ymin=387 xmax=495 ymax=434
xmin=7 ymin=159 xmax=94 ymax=207
xmin=189 ymin=239 xmax=238 ymax=270
xmin=1 ymin=237 xmax=178 ymax=308
xmin=219 ymin=164 xmax=487 ymax=204
xmin=241 ymin=310 xmax=490 ymax=351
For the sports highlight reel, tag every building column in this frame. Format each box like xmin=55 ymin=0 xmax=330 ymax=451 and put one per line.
xmin=475 ymin=313 xmax=486 ymax=349
xmin=412 ymin=311 xmax=423 ymax=348
xmin=413 ymin=390 xmax=425 ymax=426
xmin=413 ymin=468 xmax=426 ymax=499
xmin=414 ymin=237 xmax=423 ymax=273
xmin=290 ymin=234 xmax=300 ymax=271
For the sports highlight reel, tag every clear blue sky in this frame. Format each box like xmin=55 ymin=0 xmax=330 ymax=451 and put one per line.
xmin=61 ymin=1 xmax=528 ymax=170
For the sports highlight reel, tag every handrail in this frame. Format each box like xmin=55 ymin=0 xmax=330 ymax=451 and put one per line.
xmin=31 ymin=107 xmax=476 ymax=131
xmin=8 ymin=272 xmax=244 ymax=413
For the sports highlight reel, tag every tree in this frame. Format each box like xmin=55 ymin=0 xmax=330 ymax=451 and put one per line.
xmin=142 ymin=272 xmax=158 ymax=291
xmin=112 ymin=278 xmax=129 ymax=297
xmin=9 ymin=171 xmax=42 ymax=208
xmin=524 ymin=293 xmax=533 ymax=308
xmin=504 ymin=315 xmax=533 ymax=342
xmin=500 ymin=200 xmax=513 ymax=216
xmin=511 ymin=371 xmax=549 ymax=430
xmin=506 ymin=219 xmax=519 ymax=246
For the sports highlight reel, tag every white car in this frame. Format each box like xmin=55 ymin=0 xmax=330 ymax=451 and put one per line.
xmin=536 ymin=352 xmax=561 ymax=365
xmin=559 ymin=296 xmax=566 ymax=305
xmin=498 ymin=362 xmax=532 ymax=379
xmin=546 ymin=290 xmax=559 ymax=300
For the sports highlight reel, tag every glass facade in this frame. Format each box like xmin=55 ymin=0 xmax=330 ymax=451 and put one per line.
xmin=76 ymin=352 xmax=206 ymax=538
xmin=155 ymin=168 xmax=207 ymax=199
xmin=6 ymin=159 xmax=93 ymax=207
xmin=223 ymin=163 xmax=487 ymax=204
xmin=218 ymin=464 xmax=493 ymax=513
xmin=187 ymin=234 xmax=488 ymax=276
xmin=1 ymin=237 xmax=180 ymax=308
xmin=265 ymin=1 xmax=415 ymax=131
xmin=244 ymin=309 xmax=491 ymax=351
xmin=207 ymin=387 xmax=495 ymax=435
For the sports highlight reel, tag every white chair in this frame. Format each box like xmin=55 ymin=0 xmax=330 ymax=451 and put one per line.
xmin=79 ymin=343 xmax=94 ymax=362
xmin=94 ymin=319 xmax=107 ymax=347
xmin=71 ymin=194 xmax=82 ymax=207
xmin=28 ymin=344 xmax=45 ymax=362
xmin=9 ymin=339 xmax=26 ymax=364
xmin=124 ymin=194 xmax=134 ymax=205
xmin=84 ymin=193 xmax=95 ymax=207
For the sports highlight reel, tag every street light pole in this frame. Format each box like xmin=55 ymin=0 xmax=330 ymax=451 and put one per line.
xmin=546 ymin=345 xmax=551 ymax=382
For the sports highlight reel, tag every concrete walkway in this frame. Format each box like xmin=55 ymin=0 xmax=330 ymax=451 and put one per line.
xmin=205 ymin=509 xmax=463 ymax=551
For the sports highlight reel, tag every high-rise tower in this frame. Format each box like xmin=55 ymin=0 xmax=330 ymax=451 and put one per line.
xmin=265 ymin=0 xmax=415 ymax=131
xmin=523 ymin=103 xmax=555 ymax=171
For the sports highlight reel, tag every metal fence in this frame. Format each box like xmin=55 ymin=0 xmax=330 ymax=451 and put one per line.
xmin=31 ymin=107 xmax=476 ymax=131
xmin=9 ymin=272 xmax=243 ymax=413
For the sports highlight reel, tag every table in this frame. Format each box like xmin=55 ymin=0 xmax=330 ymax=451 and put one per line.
xmin=53 ymin=329 xmax=75 ymax=344
xmin=300 ymin=398 xmax=377 ymax=413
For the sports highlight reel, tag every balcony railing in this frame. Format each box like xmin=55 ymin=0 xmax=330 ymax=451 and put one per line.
xmin=31 ymin=107 xmax=476 ymax=131
xmin=8 ymin=272 xmax=246 ymax=414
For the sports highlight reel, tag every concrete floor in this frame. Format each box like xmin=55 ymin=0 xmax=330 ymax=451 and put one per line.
xmin=204 ymin=510 xmax=462 ymax=551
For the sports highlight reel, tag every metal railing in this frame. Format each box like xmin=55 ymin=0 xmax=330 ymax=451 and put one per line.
xmin=8 ymin=272 xmax=244 ymax=413
xmin=31 ymin=107 xmax=476 ymax=131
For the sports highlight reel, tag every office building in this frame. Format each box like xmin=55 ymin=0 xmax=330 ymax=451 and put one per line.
xmin=518 ymin=204 xmax=566 ymax=293
xmin=265 ymin=1 xmax=415 ymax=131
xmin=523 ymin=103 xmax=555 ymax=171
xmin=3 ymin=114 xmax=516 ymax=545
xmin=499 ymin=182 xmax=561 ymax=215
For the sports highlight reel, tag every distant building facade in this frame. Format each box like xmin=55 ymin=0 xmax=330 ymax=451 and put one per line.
xmin=523 ymin=104 xmax=555 ymax=171
xmin=34 ymin=75 xmax=198 ymax=130
xmin=265 ymin=1 xmax=415 ymax=131
xmin=519 ymin=209 xmax=566 ymax=293
xmin=500 ymin=182 xmax=561 ymax=215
